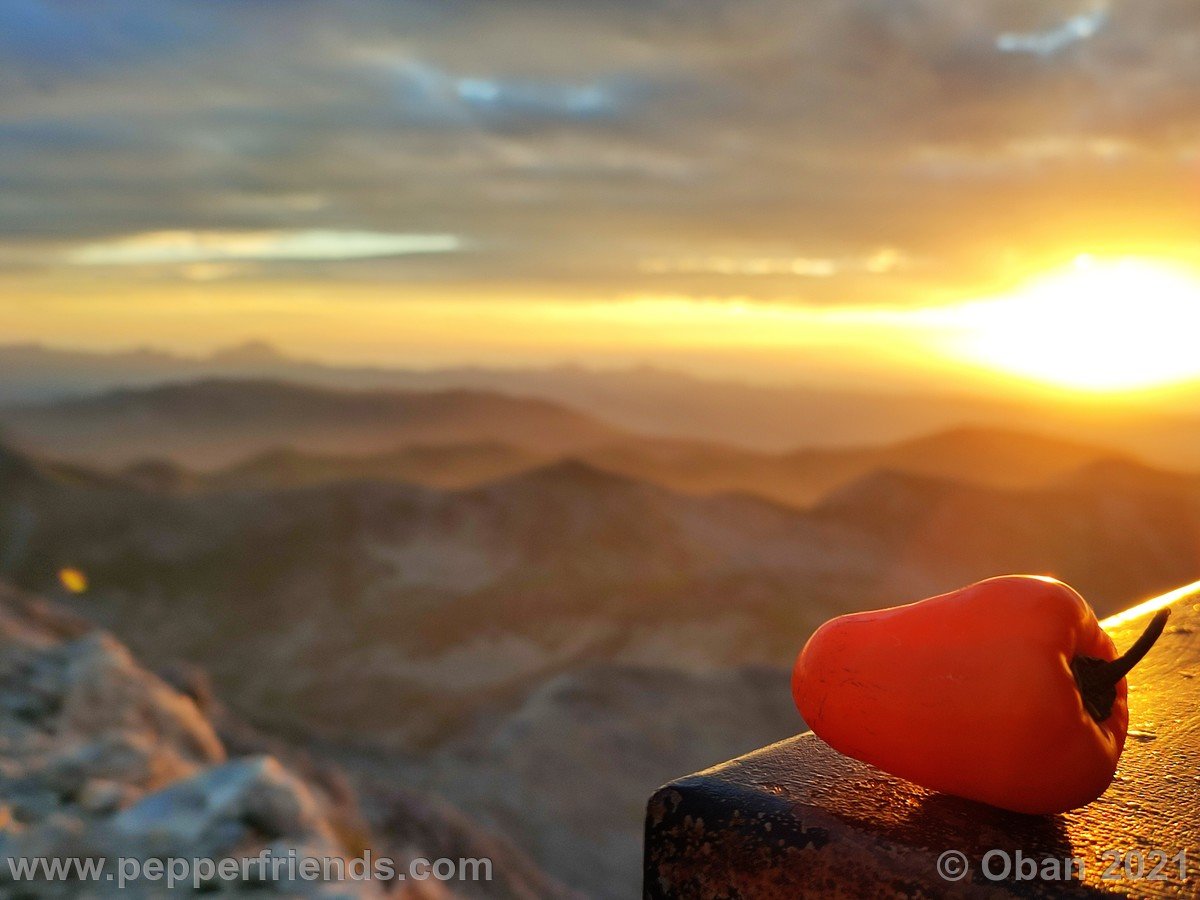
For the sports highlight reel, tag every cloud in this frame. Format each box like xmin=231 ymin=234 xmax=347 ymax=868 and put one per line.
xmin=996 ymin=7 xmax=1109 ymax=57
xmin=381 ymin=57 xmax=624 ymax=125
xmin=66 ymin=230 xmax=462 ymax=266
xmin=3 ymin=0 xmax=1200 ymax=303
xmin=639 ymin=248 xmax=909 ymax=278
xmin=456 ymin=78 xmax=613 ymax=118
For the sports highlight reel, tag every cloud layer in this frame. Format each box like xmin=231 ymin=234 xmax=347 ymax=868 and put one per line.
xmin=4 ymin=0 xmax=1200 ymax=303
xmin=67 ymin=231 xmax=462 ymax=265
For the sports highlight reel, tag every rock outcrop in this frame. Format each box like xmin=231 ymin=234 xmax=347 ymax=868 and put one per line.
xmin=0 ymin=581 xmax=578 ymax=898
xmin=0 ymin=582 xmax=384 ymax=896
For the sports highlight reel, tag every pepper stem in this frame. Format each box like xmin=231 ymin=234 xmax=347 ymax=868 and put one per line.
xmin=1072 ymin=609 xmax=1171 ymax=723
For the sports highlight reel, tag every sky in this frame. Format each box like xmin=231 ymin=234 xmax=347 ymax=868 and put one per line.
xmin=4 ymin=0 xmax=1200 ymax=388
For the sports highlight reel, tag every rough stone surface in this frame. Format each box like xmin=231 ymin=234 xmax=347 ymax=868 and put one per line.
xmin=0 ymin=584 xmax=378 ymax=897
xmin=0 ymin=581 xmax=579 ymax=899
xmin=645 ymin=583 xmax=1200 ymax=898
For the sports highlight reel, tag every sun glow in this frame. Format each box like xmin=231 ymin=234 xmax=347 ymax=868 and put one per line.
xmin=10 ymin=255 xmax=1200 ymax=394
xmin=944 ymin=258 xmax=1200 ymax=392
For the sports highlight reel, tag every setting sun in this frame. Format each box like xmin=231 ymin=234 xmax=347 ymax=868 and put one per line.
xmin=943 ymin=258 xmax=1200 ymax=392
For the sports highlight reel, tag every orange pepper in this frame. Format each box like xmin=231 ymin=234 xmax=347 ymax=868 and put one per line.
xmin=792 ymin=575 xmax=1169 ymax=814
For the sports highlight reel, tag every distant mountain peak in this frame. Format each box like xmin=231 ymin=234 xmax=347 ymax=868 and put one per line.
xmin=488 ymin=457 xmax=651 ymax=494
xmin=897 ymin=424 xmax=1101 ymax=454
xmin=813 ymin=466 xmax=965 ymax=515
xmin=206 ymin=340 xmax=290 ymax=366
xmin=1059 ymin=456 xmax=1197 ymax=494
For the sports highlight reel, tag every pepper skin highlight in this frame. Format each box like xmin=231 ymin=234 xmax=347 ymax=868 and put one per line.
xmin=792 ymin=575 xmax=1169 ymax=815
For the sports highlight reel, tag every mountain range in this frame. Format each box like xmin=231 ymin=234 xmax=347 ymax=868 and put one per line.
xmin=3 ymin=378 xmax=1192 ymax=513
xmin=0 ymin=379 xmax=620 ymax=469
xmin=205 ymin=425 xmax=1142 ymax=509
xmin=3 ymin=415 xmax=1200 ymax=895
xmin=6 ymin=341 xmax=1200 ymax=467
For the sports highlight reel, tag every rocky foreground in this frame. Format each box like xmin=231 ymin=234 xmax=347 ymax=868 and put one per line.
xmin=0 ymin=582 xmax=574 ymax=898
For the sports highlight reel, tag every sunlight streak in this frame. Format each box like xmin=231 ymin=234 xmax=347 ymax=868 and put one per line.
xmin=1103 ymin=580 xmax=1200 ymax=629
